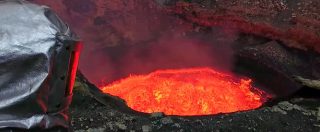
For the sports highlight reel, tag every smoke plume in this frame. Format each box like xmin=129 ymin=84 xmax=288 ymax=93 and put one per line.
xmin=29 ymin=0 xmax=239 ymax=86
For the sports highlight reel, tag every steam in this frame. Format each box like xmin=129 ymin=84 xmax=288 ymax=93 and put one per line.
xmin=83 ymin=27 xmax=239 ymax=86
xmin=29 ymin=0 xmax=239 ymax=86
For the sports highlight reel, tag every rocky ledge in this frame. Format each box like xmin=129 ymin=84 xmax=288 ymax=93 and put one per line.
xmin=70 ymin=88 xmax=320 ymax=132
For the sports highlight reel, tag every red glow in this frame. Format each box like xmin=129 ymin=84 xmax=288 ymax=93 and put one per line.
xmin=66 ymin=42 xmax=83 ymax=96
xmin=101 ymin=67 xmax=268 ymax=115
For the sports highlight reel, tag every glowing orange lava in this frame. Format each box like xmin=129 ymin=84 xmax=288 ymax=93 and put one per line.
xmin=101 ymin=67 xmax=268 ymax=116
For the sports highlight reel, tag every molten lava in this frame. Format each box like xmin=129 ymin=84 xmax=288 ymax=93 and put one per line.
xmin=101 ymin=67 xmax=268 ymax=116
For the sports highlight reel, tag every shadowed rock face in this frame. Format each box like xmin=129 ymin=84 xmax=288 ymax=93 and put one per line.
xmin=234 ymin=40 xmax=320 ymax=96
xmin=29 ymin=0 xmax=320 ymax=51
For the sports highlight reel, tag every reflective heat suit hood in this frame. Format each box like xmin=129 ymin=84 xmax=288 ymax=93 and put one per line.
xmin=0 ymin=0 xmax=81 ymax=130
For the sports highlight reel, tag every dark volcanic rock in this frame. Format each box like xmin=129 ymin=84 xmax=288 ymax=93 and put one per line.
xmin=170 ymin=0 xmax=320 ymax=52
xmin=29 ymin=0 xmax=320 ymax=52
xmin=234 ymin=40 xmax=320 ymax=96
